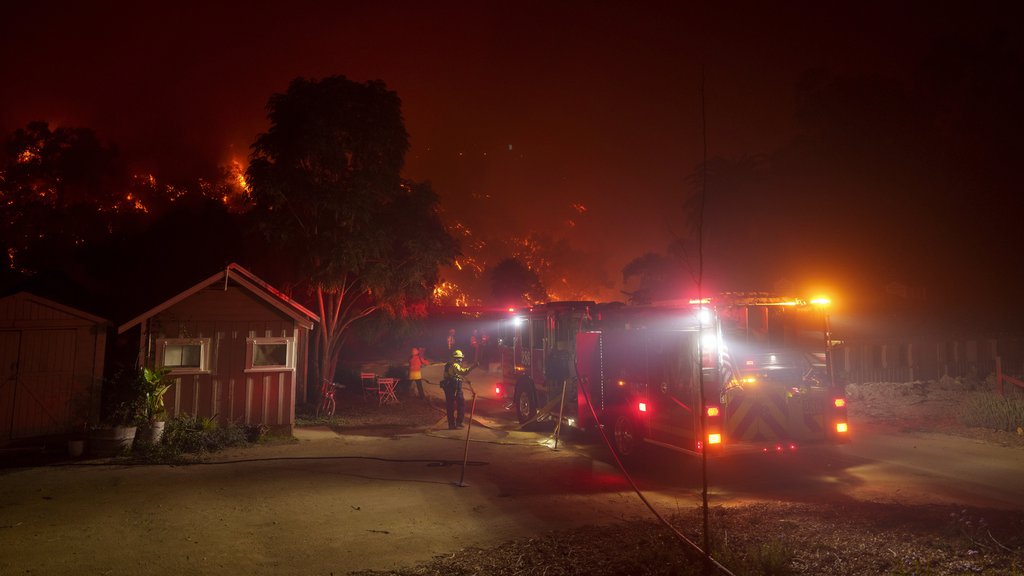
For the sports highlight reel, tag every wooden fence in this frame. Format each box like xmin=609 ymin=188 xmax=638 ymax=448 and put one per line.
xmin=834 ymin=336 xmax=1024 ymax=384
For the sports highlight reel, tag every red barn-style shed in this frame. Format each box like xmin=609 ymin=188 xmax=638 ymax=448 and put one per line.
xmin=117 ymin=264 xmax=318 ymax=433
xmin=0 ymin=292 xmax=107 ymax=443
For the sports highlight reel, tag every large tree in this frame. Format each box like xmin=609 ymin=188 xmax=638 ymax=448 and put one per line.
xmin=245 ymin=76 xmax=458 ymax=400
xmin=621 ymin=252 xmax=689 ymax=304
xmin=489 ymin=257 xmax=546 ymax=307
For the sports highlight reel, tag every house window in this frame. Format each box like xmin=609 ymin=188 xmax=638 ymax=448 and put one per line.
xmin=246 ymin=337 xmax=294 ymax=372
xmin=158 ymin=338 xmax=211 ymax=374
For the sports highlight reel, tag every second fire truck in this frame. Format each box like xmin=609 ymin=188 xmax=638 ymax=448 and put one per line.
xmin=497 ymin=294 xmax=849 ymax=457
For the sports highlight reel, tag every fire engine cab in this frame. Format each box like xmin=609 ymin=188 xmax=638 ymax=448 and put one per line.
xmin=497 ymin=294 xmax=849 ymax=457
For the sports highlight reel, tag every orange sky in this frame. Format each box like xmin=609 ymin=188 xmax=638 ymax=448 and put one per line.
xmin=2 ymin=1 xmax=1020 ymax=325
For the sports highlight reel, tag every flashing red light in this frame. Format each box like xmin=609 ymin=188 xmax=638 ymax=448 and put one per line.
xmin=638 ymin=402 xmax=647 ymax=413
xmin=706 ymin=406 xmax=720 ymax=417
xmin=507 ymin=307 xmax=515 ymax=313
xmin=834 ymin=398 xmax=846 ymax=408
xmin=494 ymin=385 xmax=502 ymax=396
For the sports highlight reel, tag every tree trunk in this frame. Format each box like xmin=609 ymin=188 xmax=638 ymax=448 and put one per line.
xmin=312 ymin=284 xmax=377 ymax=405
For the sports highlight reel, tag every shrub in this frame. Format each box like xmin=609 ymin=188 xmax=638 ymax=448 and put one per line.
xmin=100 ymin=365 xmax=147 ymax=426
xmin=956 ymin=390 xmax=1024 ymax=432
xmin=161 ymin=415 xmax=250 ymax=454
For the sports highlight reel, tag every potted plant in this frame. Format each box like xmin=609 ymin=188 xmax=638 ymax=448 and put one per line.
xmin=137 ymin=366 xmax=174 ymax=444
xmin=88 ymin=366 xmax=145 ymax=457
xmin=88 ymin=400 xmax=142 ymax=457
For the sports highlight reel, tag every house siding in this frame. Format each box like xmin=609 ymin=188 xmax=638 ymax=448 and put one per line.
xmin=145 ymin=285 xmax=306 ymax=431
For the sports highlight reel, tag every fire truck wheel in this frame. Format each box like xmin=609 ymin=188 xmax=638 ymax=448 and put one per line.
xmin=515 ymin=386 xmax=536 ymax=424
xmin=611 ymin=413 xmax=642 ymax=458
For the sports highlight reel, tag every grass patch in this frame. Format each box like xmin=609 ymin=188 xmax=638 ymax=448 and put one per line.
xmin=956 ymin=389 xmax=1024 ymax=432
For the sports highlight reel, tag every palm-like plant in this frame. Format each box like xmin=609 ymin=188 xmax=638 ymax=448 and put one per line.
xmin=141 ymin=367 xmax=174 ymax=423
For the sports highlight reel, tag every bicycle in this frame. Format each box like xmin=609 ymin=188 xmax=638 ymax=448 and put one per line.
xmin=316 ymin=378 xmax=343 ymax=419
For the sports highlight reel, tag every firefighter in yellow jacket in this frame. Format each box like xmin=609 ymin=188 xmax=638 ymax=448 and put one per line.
xmin=408 ymin=347 xmax=430 ymax=400
xmin=442 ymin=350 xmax=476 ymax=429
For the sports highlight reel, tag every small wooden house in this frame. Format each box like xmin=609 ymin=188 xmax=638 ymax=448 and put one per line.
xmin=117 ymin=264 xmax=318 ymax=433
xmin=0 ymin=292 xmax=108 ymax=443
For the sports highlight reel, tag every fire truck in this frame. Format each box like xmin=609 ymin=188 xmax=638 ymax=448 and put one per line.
xmin=497 ymin=294 xmax=849 ymax=457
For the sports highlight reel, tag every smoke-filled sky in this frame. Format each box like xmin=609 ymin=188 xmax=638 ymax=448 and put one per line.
xmin=3 ymin=1 xmax=1022 ymax=327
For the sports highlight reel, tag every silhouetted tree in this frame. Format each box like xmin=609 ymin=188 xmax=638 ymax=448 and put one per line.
xmin=245 ymin=75 xmax=458 ymax=398
xmin=511 ymin=231 xmax=613 ymax=301
xmin=0 ymin=121 xmax=250 ymax=321
xmin=0 ymin=122 xmax=129 ymax=278
xmin=621 ymin=252 xmax=689 ymax=304
xmin=489 ymin=257 xmax=546 ymax=306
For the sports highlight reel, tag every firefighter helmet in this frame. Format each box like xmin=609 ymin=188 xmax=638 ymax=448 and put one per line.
xmin=452 ymin=350 xmax=464 ymax=359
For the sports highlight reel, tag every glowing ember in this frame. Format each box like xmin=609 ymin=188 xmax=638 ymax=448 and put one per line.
xmin=16 ymin=148 xmax=39 ymax=164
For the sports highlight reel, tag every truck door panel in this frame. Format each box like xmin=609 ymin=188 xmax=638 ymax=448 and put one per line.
xmin=647 ymin=332 xmax=699 ymax=450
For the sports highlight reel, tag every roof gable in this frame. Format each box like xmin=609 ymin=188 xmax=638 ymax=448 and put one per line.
xmin=0 ymin=291 xmax=109 ymax=327
xmin=117 ymin=263 xmax=319 ymax=334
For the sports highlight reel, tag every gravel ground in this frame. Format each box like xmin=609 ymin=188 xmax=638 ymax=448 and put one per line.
xmin=317 ymin=380 xmax=1024 ymax=576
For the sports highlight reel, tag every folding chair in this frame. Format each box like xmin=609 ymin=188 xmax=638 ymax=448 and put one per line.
xmin=377 ymin=377 xmax=399 ymax=405
xmin=360 ymin=372 xmax=379 ymax=403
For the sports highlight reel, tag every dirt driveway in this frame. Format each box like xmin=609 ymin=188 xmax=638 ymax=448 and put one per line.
xmin=0 ymin=406 xmax=665 ymax=575
xmin=3 ymin=372 xmax=1023 ymax=576
xmin=3 ymin=365 xmax=642 ymax=576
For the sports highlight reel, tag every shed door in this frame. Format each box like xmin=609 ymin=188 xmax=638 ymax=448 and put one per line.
xmin=0 ymin=330 xmax=77 ymax=440
xmin=0 ymin=331 xmax=20 ymax=440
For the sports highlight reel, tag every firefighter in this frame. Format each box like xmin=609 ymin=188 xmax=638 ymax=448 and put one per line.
xmin=408 ymin=347 xmax=430 ymax=400
xmin=470 ymin=329 xmax=479 ymax=363
xmin=441 ymin=349 xmax=477 ymax=429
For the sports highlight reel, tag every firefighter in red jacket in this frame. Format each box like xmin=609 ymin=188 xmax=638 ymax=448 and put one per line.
xmin=442 ymin=350 xmax=476 ymax=429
